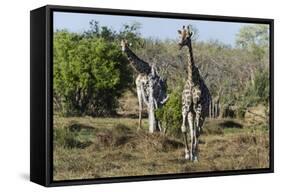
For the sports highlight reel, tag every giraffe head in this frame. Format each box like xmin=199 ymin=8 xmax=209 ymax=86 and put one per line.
xmin=120 ymin=39 xmax=132 ymax=52
xmin=120 ymin=39 xmax=128 ymax=52
xmin=177 ymin=25 xmax=193 ymax=50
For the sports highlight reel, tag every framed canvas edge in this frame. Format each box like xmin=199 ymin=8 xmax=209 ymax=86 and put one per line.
xmin=34 ymin=4 xmax=274 ymax=187
xmin=46 ymin=169 xmax=273 ymax=187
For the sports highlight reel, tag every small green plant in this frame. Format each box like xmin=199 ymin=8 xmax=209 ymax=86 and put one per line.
xmin=156 ymin=87 xmax=182 ymax=138
xmin=54 ymin=127 xmax=76 ymax=148
xmin=236 ymin=106 xmax=246 ymax=119
xmin=54 ymin=125 xmax=92 ymax=149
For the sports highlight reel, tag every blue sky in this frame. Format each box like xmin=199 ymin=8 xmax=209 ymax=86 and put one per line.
xmin=54 ymin=12 xmax=253 ymax=46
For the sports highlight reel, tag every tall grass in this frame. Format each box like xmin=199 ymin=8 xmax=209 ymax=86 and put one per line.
xmin=53 ymin=117 xmax=269 ymax=181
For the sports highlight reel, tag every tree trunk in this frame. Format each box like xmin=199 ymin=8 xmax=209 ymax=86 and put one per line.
xmin=209 ymin=100 xmax=212 ymax=118
xmin=212 ymin=101 xmax=216 ymax=119
xmin=214 ymin=103 xmax=217 ymax=118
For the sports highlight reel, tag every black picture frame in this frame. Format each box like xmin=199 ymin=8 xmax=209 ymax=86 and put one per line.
xmin=30 ymin=4 xmax=274 ymax=187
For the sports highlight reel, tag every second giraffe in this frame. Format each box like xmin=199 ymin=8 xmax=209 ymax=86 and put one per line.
xmin=178 ymin=26 xmax=211 ymax=161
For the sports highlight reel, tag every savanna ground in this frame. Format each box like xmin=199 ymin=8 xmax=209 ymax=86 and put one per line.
xmin=53 ymin=116 xmax=269 ymax=181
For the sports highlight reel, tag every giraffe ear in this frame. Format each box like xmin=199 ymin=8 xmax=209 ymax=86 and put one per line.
xmin=129 ymin=43 xmax=132 ymax=47
xmin=177 ymin=30 xmax=182 ymax=35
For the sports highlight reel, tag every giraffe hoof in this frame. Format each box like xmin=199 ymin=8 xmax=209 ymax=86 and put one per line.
xmin=193 ymin=156 xmax=198 ymax=162
xmin=185 ymin=153 xmax=190 ymax=160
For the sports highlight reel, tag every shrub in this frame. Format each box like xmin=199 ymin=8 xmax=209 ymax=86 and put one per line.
xmin=236 ymin=106 xmax=246 ymax=119
xmin=236 ymin=69 xmax=269 ymax=118
xmin=156 ymin=87 xmax=182 ymax=138
xmin=53 ymin=21 xmax=143 ymax=116
xmin=54 ymin=127 xmax=77 ymax=148
xmin=54 ymin=126 xmax=92 ymax=149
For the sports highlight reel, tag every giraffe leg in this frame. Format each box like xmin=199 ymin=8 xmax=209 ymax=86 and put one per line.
xmin=193 ymin=123 xmax=198 ymax=162
xmin=192 ymin=88 xmax=202 ymax=161
xmin=136 ymin=85 xmax=143 ymax=131
xmin=181 ymin=107 xmax=190 ymax=160
xmin=187 ymin=112 xmax=194 ymax=161
xmin=195 ymin=103 xmax=202 ymax=135
xmin=193 ymin=116 xmax=204 ymax=162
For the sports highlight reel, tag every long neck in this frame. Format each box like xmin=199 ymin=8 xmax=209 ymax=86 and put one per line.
xmin=124 ymin=46 xmax=151 ymax=75
xmin=186 ymin=43 xmax=195 ymax=82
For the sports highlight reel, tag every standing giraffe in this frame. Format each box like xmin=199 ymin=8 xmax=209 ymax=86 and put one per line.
xmin=121 ymin=40 xmax=168 ymax=133
xmin=177 ymin=26 xmax=211 ymax=161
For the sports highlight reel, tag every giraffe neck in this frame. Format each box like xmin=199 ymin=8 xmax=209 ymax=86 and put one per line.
xmin=124 ymin=46 xmax=151 ymax=75
xmin=186 ymin=43 xmax=196 ymax=84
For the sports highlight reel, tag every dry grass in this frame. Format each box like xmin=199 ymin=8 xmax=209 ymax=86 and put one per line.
xmin=53 ymin=117 xmax=270 ymax=181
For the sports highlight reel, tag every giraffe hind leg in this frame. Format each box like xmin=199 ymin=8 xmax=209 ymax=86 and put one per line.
xmin=181 ymin=106 xmax=190 ymax=160
xmin=193 ymin=101 xmax=202 ymax=162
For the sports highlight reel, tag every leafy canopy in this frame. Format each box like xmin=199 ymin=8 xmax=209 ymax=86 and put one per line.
xmin=53 ymin=21 xmax=141 ymax=116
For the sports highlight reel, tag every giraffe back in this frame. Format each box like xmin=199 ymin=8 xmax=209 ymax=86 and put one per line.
xmin=199 ymin=77 xmax=211 ymax=118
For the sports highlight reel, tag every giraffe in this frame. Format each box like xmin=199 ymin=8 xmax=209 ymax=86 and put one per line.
xmin=177 ymin=26 xmax=211 ymax=161
xmin=120 ymin=40 xmax=168 ymax=133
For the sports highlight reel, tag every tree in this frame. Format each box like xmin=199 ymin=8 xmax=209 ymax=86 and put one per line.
xmin=53 ymin=29 xmax=133 ymax=116
xmin=236 ymin=24 xmax=269 ymax=61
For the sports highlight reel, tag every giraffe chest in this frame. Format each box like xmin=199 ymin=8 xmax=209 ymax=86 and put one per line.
xmin=136 ymin=75 xmax=149 ymax=95
xmin=182 ymin=81 xmax=201 ymax=101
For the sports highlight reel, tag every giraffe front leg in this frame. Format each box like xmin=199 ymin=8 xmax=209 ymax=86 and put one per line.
xmin=136 ymin=85 xmax=143 ymax=131
xmin=187 ymin=112 xmax=194 ymax=161
xmin=181 ymin=108 xmax=190 ymax=160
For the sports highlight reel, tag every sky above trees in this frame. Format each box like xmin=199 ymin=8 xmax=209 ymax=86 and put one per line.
xmin=53 ymin=12 xmax=268 ymax=47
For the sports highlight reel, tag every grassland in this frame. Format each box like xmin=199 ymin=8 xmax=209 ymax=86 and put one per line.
xmin=53 ymin=116 xmax=269 ymax=181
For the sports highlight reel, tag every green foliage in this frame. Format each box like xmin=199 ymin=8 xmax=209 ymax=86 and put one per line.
xmin=156 ymin=87 xmax=182 ymax=137
xmin=244 ymin=69 xmax=269 ymax=105
xmin=53 ymin=21 xmax=141 ymax=116
xmin=118 ymin=21 xmax=143 ymax=48
xmin=236 ymin=106 xmax=246 ymax=119
xmin=236 ymin=24 xmax=269 ymax=49
xmin=54 ymin=126 xmax=93 ymax=149
xmin=236 ymin=24 xmax=269 ymax=61
xmin=54 ymin=127 xmax=79 ymax=149
xmin=236 ymin=69 xmax=269 ymax=118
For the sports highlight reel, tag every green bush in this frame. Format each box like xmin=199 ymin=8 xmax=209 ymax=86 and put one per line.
xmin=236 ymin=107 xmax=246 ymax=119
xmin=54 ymin=127 xmax=79 ymax=148
xmin=53 ymin=21 xmax=144 ymax=116
xmin=53 ymin=30 xmax=133 ymax=116
xmin=156 ymin=87 xmax=182 ymax=138
xmin=54 ymin=126 xmax=93 ymax=149
xmin=251 ymin=69 xmax=269 ymax=105
xmin=240 ymin=69 xmax=269 ymax=111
